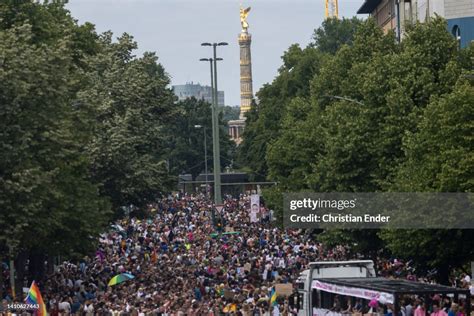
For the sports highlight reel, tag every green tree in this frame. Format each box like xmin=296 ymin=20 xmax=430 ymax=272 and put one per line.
xmin=313 ymin=17 xmax=362 ymax=54
xmin=79 ymin=32 xmax=176 ymax=214
xmin=220 ymin=105 xmax=240 ymax=122
xmin=165 ymin=97 xmax=236 ymax=179
xmin=261 ymin=18 xmax=472 ymax=265
xmin=268 ymin=18 xmax=396 ymax=193
xmin=266 ymin=97 xmax=316 ymax=189
xmin=237 ymin=45 xmax=328 ymax=180
xmin=0 ymin=14 xmax=110 ymax=295
xmin=268 ymin=18 xmax=465 ymax=195
xmin=238 ymin=18 xmax=362 ymax=181
xmin=380 ymin=80 xmax=474 ymax=284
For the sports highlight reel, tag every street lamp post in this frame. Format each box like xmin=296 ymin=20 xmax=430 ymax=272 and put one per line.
xmin=194 ymin=125 xmax=208 ymax=198
xmin=201 ymin=42 xmax=228 ymax=206
xmin=323 ymin=95 xmax=365 ymax=106
xmin=199 ymin=57 xmax=218 ymax=202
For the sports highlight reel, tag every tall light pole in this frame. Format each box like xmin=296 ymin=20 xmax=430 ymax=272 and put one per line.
xmin=194 ymin=125 xmax=209 ymax=198
xmin=201 ymin=42 xmax=228 ymax=205
xmin=199 ymin=57 xmax=220 ymax=202
xmin=199 ymin=57 xmax=220 ymax=228
xmin=323 ymin=95 xmax=365 ymax=106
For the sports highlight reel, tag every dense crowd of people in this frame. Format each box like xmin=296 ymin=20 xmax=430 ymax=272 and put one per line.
xmin=1 ymin=194 xmax=473 ymax=315
xmin=42 ymin=194 xmax=340 ymax=315
xmin=1 ymin=194 xmax=349 ymax=315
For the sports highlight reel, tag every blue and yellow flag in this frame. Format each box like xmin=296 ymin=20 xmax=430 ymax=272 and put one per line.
xmin=270 ymin=286 xmax=277 ymax=306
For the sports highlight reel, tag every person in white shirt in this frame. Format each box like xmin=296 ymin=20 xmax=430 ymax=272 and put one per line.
xmin=83 ymin=300 xmax=94 ymax=316
xmin=293 ymin=244 xmax=300 ymax=253
xmin=272 ymin=304 xmax=280 ymax=316
xmin=278 ymin=258 xmax=286 ymax=268
xmin=58 ymin=297 xmax=71 ymax=313
xmin=404 ymin=298 xmax=414 ymax=316
xmin=462 ymin=273 xmax=471 ymax=286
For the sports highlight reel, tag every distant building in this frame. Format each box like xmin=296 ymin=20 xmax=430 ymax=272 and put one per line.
xmin=172 ymin=82 xmax=225 ymax=106
xmin=357 ymin=0 xmax=474 ymax=47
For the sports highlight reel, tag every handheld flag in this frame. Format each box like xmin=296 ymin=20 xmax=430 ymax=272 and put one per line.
xmin=108 ymin=273 xmax=135 ymax=286
xmin=25 ymin=281 xmax=47 ymax=316
xmin=270 ymin=286 xmax=277 ymax=306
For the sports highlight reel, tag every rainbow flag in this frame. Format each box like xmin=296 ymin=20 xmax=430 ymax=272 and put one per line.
xmin=270 ymin=286 xmax=277 ymax=306
xmin=25 ymin=281 xmax=47 ymax=316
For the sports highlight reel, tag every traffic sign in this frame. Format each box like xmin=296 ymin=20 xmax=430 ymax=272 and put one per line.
xmin=215 ymin=204 xmax=224 ymax=212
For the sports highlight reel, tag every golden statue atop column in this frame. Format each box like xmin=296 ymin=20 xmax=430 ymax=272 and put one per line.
xmin=238 ymin=4 xmax=253 ymax=120
xmin=228 ymin=4 xmax=255 ymax=145
xmin=240 ymin=6 xmax=251 ymax=32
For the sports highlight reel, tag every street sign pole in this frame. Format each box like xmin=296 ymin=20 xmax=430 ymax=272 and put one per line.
xmin=214 ymin=204 xmax=224 ymax=230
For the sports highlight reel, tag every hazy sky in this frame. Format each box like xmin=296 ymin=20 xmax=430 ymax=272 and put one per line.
xmin=67 ymin=0 xmax=365 ymax=106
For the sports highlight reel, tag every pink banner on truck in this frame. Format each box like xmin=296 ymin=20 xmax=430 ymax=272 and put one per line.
xmin=312 ymin=280 xmax=394 ymax=304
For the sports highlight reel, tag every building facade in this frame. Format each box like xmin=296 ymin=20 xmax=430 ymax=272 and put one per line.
xmin=172 ymin=82 xmax=225 ymax=106
xmin=357 ymin=0 xmax=474 ymax=47
xmin=440 ymin=0 xmax=474 ymax=48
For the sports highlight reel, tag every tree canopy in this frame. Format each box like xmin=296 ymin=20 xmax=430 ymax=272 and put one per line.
xmin=165 ymin=98 xmax=236 ymax=179
xmin=237 ymin=17 xmax=363 ymax=181
xmin=238 ymin=17 xmax=473 ymax=282
xmin=0 ymin=1 xmax=234 ymax=295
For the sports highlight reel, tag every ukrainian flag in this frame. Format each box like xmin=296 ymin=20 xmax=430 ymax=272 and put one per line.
xmin=270 ymin=287 xmax=277 ymax=306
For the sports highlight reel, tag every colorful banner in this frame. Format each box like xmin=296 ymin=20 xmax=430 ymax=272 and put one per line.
xmin=312 ymin=280 xmax=394 ymax=304
xmin=250 ymin=194 xmax=260 ymax=222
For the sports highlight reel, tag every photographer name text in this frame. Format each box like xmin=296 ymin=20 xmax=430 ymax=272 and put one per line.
xmin=289 ymin=213 xmax=391 ymax=223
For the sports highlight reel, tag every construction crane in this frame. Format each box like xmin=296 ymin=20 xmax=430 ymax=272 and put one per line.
xmin=325 ymin=0 xmax=339 ymax=19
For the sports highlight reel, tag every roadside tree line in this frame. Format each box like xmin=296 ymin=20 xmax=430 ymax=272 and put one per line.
xmin=0 ymin=0 xmax=234 ymax=297
xmin=237 ymin=17 xmax=474 ymax=283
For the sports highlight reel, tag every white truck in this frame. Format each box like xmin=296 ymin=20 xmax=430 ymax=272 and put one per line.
xmin=296 ymin=260 xmax=376 ymax=316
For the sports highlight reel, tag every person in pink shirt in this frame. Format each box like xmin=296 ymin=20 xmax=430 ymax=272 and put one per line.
xmin=431 ymin=301 xmax=448 ymax=316
xmin=187 ymin=231 xmax=194 ymax=242
xmin=414 ymin=299 xmax=427 ymax=316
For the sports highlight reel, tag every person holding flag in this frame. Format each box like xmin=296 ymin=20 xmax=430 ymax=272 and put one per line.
xmin=25 ymin=280 xmax=47 ymax=316
xmin=269 ymin=286 xmax=280 ymax=315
